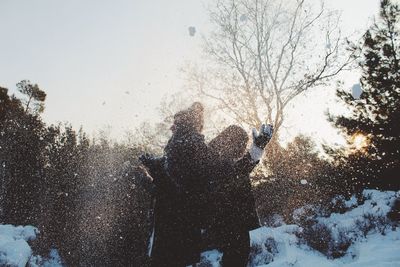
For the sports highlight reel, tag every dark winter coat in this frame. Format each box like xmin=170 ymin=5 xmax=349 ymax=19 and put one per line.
xmin=163 ymin=128 xmax=209 ymax=266
xmin=144 ymin=157 xmax=183 ymax=267
xmin=207 ymin=152 xmax=260 ymax=250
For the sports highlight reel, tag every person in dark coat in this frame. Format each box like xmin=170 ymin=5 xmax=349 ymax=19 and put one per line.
xmin=140 ymin=102 xmax=209 ymax=267
xmin=206 ymin=124 xmax=273 ymax=267
xmin=163 ymin=102 xmax=209 ymax=266
xmin=138 ymin=155 xmax=181 ymax=267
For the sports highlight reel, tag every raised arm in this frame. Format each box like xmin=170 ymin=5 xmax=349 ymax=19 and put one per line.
xmin=234 ymin=124 xmax=274 ymax=176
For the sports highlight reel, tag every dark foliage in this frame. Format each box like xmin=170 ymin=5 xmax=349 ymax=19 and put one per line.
xmin=327 ymin=0 xmax=400 ymax=193
xmin=254 ymin=135 xmax=335 ymax=223
xmin=0 ymin=84 xmax=47 ymax=226
xmin=0 ymin=83 xmax=152 ymax=266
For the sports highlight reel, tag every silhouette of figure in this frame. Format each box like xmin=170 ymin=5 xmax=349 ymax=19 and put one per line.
xmin=140 ymin=102 xmax=208 ymax=267
xmin=207 ymin=124 xmax=273 ymax=267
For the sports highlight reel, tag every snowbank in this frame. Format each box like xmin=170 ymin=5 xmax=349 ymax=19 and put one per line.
xmin=199 ymin=189 xmax=400 ymax=267
xmin=0 ymin=225 xmax=37 ymax=267
xmin=248 ymin=223 xmax=400 ymax=267
xmin=0 ymin=224 xmax=62 ymax=267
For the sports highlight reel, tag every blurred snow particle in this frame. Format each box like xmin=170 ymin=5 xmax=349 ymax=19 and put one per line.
xmin=300 ymin=179 xmax=308 ymax=185
xmin=326 ymin=42 xmax=331 ymax=49
xmin=188 ymin=26 xmax=196 ymax=37
xmin=240 ymin=14 xmax=247 ymax=22
xmin=352 ymin=83 xmax=363 ymax=99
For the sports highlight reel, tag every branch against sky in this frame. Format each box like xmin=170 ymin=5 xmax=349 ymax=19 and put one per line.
xmin=16 ymin=80 xmax=46 ymax=114
xmin=186 ymin=0 xmax=353 ymax=137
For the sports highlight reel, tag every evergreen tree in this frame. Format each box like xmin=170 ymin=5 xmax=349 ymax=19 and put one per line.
xmin=0 ymin=82 xmax=47 ymax=225
xmin=38 ymin=124 xmax=88 ymax=264
xmin=16 ymin=80 xmax=46 ymax=114
xmin=327 ymin=0 xmax=400 ymax=192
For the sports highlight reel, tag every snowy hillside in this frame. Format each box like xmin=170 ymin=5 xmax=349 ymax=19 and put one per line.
xmin=0 ymin=225 xmax=62 ymax=267
xmin=200 ymin=189 xmax=400 ymax=267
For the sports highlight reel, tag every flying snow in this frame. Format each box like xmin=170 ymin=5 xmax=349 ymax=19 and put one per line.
xmin=188 ymin=26 xmax=196 ymax=37
xmin=352 ymin=84 xmax=363 ymax=99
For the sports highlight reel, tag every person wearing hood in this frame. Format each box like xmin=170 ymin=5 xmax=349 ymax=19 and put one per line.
xmin=140 ymin=102 xmax=209 ymax=267
xmin=206 ymin=124 xmax=273 ymax=267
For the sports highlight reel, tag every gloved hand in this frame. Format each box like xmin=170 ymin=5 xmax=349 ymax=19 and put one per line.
xmin=139 ymin=153 xmax=156 ymax=169
xmin=139 ymin=154 xmax=166 ymax=182
xmin=252 ymin=124 xmax=274 ymax=149
xmin=249 ymin=124 xmax=274 ymax=161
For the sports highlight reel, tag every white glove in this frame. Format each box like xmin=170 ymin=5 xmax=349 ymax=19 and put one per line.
xmin=249 ymin=124 xmax=274 ymax=161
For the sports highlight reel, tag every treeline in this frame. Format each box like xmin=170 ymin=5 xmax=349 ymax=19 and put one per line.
xmin=0 ymin=82 xmax=153 ymax=266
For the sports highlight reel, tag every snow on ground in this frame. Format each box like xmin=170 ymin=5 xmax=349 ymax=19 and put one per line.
xmin=0 ymin=224 xmax=63 ymax=267
xmin=1 ymin=190 xmax=399 ymax=266
xmin=200 ymin=189 xmax=400 ymax=267
xmin=0 ymin=225 xmax=37 ymax=267
xmin=248 ymin=224 xmax=400 ymax=267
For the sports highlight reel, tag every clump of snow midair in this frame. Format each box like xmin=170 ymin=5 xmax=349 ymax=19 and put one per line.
xmin=188 ymin=26 xmax=196 ymax=37
xmin=0 ymin=225 xmax=63 ymax=267
xmin=300 ymin=179 xmax=308 ymax=185
xmin=352 ymin=84 xmax=363 ymax=99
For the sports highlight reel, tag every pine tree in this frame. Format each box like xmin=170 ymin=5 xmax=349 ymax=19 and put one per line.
xmin=16 ymin=80 xmax=46 ymax=114
xmin=328 ymin=0 xmax=400 ymax=192
xmin=0 ymin=82 xmax=48 ymax=225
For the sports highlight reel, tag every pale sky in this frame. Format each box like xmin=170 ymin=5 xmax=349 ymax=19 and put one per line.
xmin=0 ymin=0 xmax=381 ymax=143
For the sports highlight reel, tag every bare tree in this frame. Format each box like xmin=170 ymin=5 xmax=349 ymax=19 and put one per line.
xmin=186 ymin=0 xmax=352 ymax=137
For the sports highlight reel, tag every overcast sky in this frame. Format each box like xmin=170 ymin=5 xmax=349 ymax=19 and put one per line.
xmin=0 ymin=0 xmax=381 ymax=143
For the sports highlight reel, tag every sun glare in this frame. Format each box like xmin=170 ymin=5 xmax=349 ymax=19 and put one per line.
xmin=351 ymin=133 xmax=369 ymax=151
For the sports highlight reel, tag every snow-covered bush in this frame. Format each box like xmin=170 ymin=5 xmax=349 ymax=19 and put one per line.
xmin=388 ymin=196 xmax=400 ymax=223
xmin=249 ymin=236 xmax=278 ymax=266
xmin=0 ymin=225 xmax=62 ymax=267
xmin=0 ymin=225 xmax=37 ymax=267
xmin=29 ymin=249 xmax=63 ymax=267
xmin=296 ymin=189 xmax=398 ymax=259
xmin=200 ymin=189 xmax=400 ymax=267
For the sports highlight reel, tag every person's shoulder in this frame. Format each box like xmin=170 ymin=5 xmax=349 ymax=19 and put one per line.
xmin=191 ymin=132 xmax=205 ymax=142
xmin=180 ymin=132 xmax=204 ymax=144
xmin=193 ymin=134 xmax=208 ymax=150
